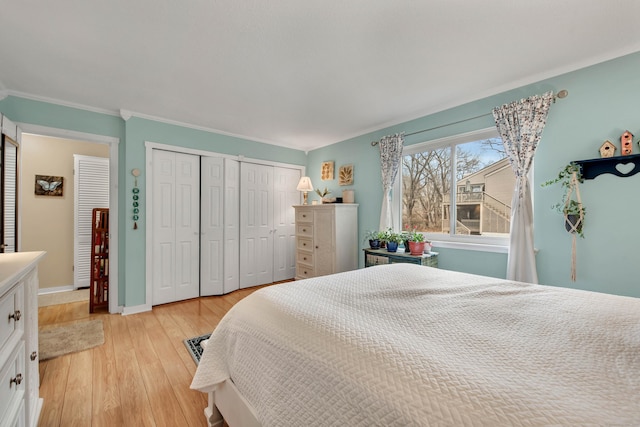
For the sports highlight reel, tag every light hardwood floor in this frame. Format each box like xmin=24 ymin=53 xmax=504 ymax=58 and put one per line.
xmin=37 ymin=284 xmax=275 ymax=427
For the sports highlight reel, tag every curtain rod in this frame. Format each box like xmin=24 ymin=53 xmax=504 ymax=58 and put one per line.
xmin=370 ymin=89 xmax=568 ymax=146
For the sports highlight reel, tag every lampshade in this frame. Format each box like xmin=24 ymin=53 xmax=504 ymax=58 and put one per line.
xmin=296 ymin=176 xmax=314 ymax=192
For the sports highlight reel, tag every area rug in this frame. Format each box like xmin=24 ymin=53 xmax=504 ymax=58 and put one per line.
xmin=39 ymin=319 xmax=105 ymax=361
xmin=38 ymin=288 xmax=89 ymax=307
xmin=184 ymin=333 xmax=211 ymax=365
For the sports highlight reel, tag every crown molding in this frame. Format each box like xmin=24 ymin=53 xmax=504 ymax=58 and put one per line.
xmin=119 ymin=109 xmax=133 ymax=121
xmin=5 ymin=90 xmax=120 ymax=116
xmin=4 ymin=91 xmax=303 ymax=151
xmin=122 ymin=109 xmax=301 ymax=151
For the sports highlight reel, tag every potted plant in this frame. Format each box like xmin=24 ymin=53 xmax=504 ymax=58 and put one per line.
xmin=385 ymin=231 xmax=403 ymax=253
xmin=404 ymin=226 xmax=431 ymax=255
xmin=364 ymin=230 xmax=381 ymax=249
xmin=542 ymin=162 xmax=586 ymax=238
xmin=378 ymin=228 xmax=392 ymax=249
xmin=315 ymin=187 xmax=331 ymax=203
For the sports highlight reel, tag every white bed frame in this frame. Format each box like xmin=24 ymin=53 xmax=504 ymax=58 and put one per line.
xmin=205 ymin=379 xmax=261 ymax=427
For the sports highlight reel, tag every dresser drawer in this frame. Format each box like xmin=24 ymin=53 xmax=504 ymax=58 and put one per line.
xmin=296 ymin=263 xmax=314 ymax=279
xmin=295 ymin=210 xmax=313 ymax=223
xmin=296 ymin=251 xmax=314 ymax=266
xmin=0 ymin=284 xmax=24 ymax=355
xmin=296 ymin=224 xmax=313 ymax=237
xmin=6 ymin=398 xmax=25 ymax=427
xmin=0 ymin=341 xmax=25 ymax=423
xmin=296 ymin=237 xmax=313 ymax=252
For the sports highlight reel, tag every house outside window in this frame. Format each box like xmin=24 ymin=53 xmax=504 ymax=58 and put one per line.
xmin=400 ymin=128 xmax=515 ymax=246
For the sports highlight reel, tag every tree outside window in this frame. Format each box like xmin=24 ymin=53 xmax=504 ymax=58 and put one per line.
xmin=401 ymin=135 xmax=514 ymax=238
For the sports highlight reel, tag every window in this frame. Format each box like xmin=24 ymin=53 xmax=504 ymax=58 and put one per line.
xmin=400 ymin=128 xmax=515 ymax=245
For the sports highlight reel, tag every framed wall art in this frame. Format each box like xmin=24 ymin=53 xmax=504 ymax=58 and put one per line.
xmin=339 ymin=164 xmax=354 ymax=186
xmin=35 ymin=175 xmax=64 ymax=196
xmin=321 ymin=161 xmax=334 ymax=180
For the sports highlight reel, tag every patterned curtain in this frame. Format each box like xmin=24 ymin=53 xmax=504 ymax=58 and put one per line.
xmin=378 ymin=133 xmax=404 ymax=230
xmin=493 ymin=91 xmax=554 ymax=284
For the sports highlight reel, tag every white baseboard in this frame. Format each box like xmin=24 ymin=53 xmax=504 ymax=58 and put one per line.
xmin=38 ymin=285 xmax=75 ymax=295
xmin=121 ymin=303 xmax=152 ymax=316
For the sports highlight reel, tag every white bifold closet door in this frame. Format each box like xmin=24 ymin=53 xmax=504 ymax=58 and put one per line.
xmin=240 ymin=163 xmax=274 ymax=288
xmin=273 ymin=167 xmax=300 ymax=282
xmin=152 ymin=150 xmax=200 ymax=305
xmin=240 ymin=163 xmax=300 ymax=288
xmin=200 ymin=157 xmax=240 ymax=296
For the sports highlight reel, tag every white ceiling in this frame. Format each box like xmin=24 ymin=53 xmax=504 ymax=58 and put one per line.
xmin=2 ymin=1 xmax=640 ymax=152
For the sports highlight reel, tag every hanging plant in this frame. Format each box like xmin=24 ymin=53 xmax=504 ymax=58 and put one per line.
xmin=542 ymin=162 xmax=585 ymax=281
xmin=542 ymin=162 xmax=586 ymax=237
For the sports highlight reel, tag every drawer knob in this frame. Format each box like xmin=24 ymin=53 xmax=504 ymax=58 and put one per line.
xmin=302 ymin=214 xmax=306 ymax=218
xmin=315 ymin=245 xmax=319 ymax=249
xmin=302 ymin=228 xmax=306 ymax=232
xmin=10 ymin=373 xmax=23 ymax=387
xmin=31 ymin=351 xmax=38 ymax=361
xmin=303 ymin=243 xmax=306 ymax=246
xmin=8 ymin=310 xmax=21 ymax=322
xmin=303 ymin=257 xmax=307 ymax=261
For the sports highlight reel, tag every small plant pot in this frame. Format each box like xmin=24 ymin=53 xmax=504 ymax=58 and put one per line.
xmin=386 ymin=242 xmax=398 ymax=252
xmin=564 ymin=214 xmax=583 ymax=235
xmin=368 ymin=239 xmax=380 ymax=250
xmin=409 ymin=241 xmax=426 ymax=256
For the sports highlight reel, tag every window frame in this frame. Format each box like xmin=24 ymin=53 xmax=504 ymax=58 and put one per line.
xmin=392 ymin=127 xmax=512 ymax=252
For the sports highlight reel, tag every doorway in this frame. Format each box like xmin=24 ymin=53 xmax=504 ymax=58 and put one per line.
xmin=19 ymin=125 xmax=119 ymax=313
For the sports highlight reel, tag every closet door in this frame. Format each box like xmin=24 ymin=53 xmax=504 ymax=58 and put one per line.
xmin=152 ymin=150 xmax=200 ymax=305
xmin=273 ymin=167 xmax=300 ymax=281
xmin=223 ymin=158 xmax=240 ymax=293
xmin=201 ymin=157 xmax=224 ymax=296
xmin=200 ymin=157 xmax=240 ymax=296
xmin=240 ymin=163 xmax=273 ymax=288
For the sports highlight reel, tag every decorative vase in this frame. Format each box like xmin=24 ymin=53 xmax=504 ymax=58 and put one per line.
xmin=386 ymin=241 xmax=398 ymax=252
xmin=409 ymin=241 xmax=426 ymax=256
xmin=369 ymin=239 xmax=380 ymax=250
xmin=403 ymin=240 xmax=411 ymax=252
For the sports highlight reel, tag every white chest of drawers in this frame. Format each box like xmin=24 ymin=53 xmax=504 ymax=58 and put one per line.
xmin=294 ymin=204 xmax=358 ymax=280
xmin=0 ymin=252 xmax=45 ymax=427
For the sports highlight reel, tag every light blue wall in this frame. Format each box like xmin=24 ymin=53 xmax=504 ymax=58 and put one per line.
xmin=0 ymin=97 xmax=306 ymax=307
xmin=3 ymin=50 xmax=639 ymax=301
xmin=308 ymin=51 xmax=640 ymax=298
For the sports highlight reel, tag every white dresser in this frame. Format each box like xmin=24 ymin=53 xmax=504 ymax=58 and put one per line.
xmin=0 ymin=252 xmax=45 ymax=427
xmin=294 ymin=204 xmax=358 ymax=280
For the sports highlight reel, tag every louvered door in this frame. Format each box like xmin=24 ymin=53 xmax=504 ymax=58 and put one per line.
xmin=74 ymin=155 xmax=109 ymax=289
xmin=1 ymin=115 xmax=20 ymax=254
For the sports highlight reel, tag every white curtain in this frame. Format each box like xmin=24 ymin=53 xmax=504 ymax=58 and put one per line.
xmin=493 ymin=92 xmax=554 ymax=283
xmin=378 ymin=133 xmax=404 ymax=230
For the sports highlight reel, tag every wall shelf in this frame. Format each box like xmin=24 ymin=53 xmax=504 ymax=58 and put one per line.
xmin=573 ymin=154 xmax=640 ymax=180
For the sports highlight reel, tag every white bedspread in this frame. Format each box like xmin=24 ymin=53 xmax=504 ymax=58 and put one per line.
xmin=191 ymin=264 xmax=640 ymax=426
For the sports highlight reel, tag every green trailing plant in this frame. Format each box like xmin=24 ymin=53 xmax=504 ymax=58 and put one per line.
xmin=542 ymin=162 xmax=586 ymax=237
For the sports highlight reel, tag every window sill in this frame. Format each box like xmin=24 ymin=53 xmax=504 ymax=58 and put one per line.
xmin=431 ymin=240 xmax=509 ymax=254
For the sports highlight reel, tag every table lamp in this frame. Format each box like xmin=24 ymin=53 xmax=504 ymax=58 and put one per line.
xmin=296 ymin=176 xmax=314 ymax=205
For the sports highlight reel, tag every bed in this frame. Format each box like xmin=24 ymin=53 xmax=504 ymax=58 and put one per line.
xmin=190 ymin=263 xmax=640 ymax=426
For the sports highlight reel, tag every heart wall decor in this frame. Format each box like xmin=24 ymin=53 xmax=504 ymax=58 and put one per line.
xmin=615 ymin=162 xmax=635 ymax=175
